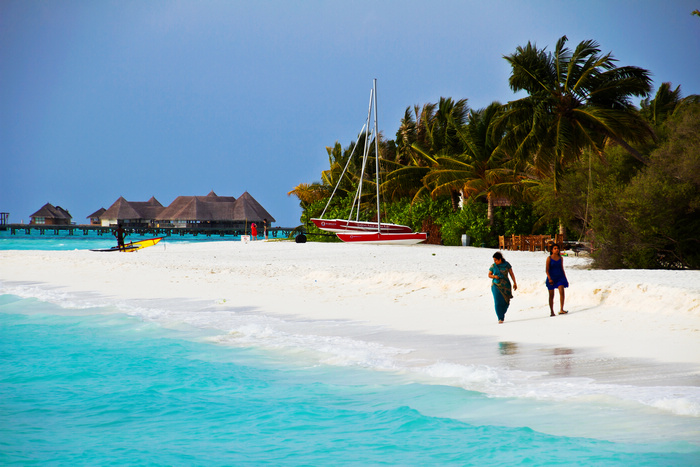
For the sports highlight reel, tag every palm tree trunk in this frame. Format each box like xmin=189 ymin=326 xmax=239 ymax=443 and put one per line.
xmin=487 ymin=193 xmax=494 ymax=227
xmin=450 ymin=189 xmax=460 ymax=212
xmin=607 ymin=134 xmax=649 ymax=164
xmin=558 ymin=219 xmax=566 ymax=240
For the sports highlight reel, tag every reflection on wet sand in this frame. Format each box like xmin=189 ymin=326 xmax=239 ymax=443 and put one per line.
xmin=498 ymin=341 xmax=519 ymax=355
xmin=498 ymin=341 xmax=576 ymax=377
xmin=552 ymin=347 xmax=574 ymax=376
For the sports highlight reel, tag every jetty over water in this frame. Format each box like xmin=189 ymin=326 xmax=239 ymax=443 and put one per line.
xmin=0 ymin=224 xmax=299 ymax=239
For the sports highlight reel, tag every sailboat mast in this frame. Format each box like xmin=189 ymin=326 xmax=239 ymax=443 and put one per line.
xmin=354 ymin=88 xmax=374 ymax=222
xmin=373 ymin=79 xmax=381 ymax=231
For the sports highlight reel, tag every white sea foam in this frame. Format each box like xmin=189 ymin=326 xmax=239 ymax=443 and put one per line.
xmin=652 ymin=397 xmax=700 ymax=417
xmin=0 ymin=281 xmax=114 ymax=311
xmin=3 ymin=279 xmax=699 ymax=423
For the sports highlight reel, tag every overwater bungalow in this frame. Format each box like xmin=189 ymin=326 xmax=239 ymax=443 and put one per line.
xmin=155 ymin=191 xmax=275 ymax=229
xmin=155 ymin=191 xmax=237 ymax=228
xmin=29 ymin=203 xmax=72 ymax=225
xmin=99 ymin=196 xmax=164 ymax=227
xmin=86 ymin=208 xmax=106 ymax=225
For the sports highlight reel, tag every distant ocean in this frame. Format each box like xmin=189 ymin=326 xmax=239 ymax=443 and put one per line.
xmin=2 ymin=235 xmax=699 ymax=465
xmin=0 ymin=228 xmax=243 ymax=251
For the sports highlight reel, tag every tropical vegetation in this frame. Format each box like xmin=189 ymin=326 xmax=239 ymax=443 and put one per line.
xmin=289 ymin=35 xmax=700 ymax=269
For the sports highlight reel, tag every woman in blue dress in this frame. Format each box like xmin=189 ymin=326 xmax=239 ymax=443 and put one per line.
xmin=546 ymin=243 xmax=569 ymax=316
xmin=488 ymin=252 xmax=517 ymax=324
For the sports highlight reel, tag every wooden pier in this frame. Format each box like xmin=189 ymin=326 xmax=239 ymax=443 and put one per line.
xmin=0 ymin=224 xmax=299 ymax=239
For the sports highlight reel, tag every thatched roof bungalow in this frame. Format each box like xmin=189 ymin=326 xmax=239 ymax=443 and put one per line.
xmin=100 ymin=196 xmax=164 ymax=227
xmin=233 ymin=191 xmax=275 ymax=224
xmin=155 ymin=191 xmax=235 ymax=228
xmin=29 ymin=203 xmax=72 ymax=225
xmin=86 ymin=208 xmax=106 ymax=225
xmin=155 ymin=191 xmax=274 ymax=228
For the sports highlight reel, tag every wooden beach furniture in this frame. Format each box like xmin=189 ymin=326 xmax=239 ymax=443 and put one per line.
xmin=499 ymin=234 xmax=557 ymax=251
xmin=511 ymin=235 xmax=522 ymax=251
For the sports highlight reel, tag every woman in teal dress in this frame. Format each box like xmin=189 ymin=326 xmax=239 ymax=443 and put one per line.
xmin=488 ymin=252 xmax=517 ymax=324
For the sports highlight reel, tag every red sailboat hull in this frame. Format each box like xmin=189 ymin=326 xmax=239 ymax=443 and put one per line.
xmin=311 ymin=218 xmax=413 ymax=234
xmin=335 ymin=231 xmax=427 ymax=245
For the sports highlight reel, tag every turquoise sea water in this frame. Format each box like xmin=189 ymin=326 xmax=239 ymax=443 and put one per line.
xmin=0 ymin=228 xmax=249 ymax=251
xmin=2 ymin=235 xmax=700 ymax=465
xmin=2 ymin=297 xmax=698 ymax=466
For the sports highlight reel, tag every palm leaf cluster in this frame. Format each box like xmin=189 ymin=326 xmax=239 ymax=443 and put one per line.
xmin=499 ymin=36 xmax=653 ymax=182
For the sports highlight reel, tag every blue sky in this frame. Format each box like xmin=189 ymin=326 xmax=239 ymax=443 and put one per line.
xmin=2 ymin=1 xmax=699 ymax=227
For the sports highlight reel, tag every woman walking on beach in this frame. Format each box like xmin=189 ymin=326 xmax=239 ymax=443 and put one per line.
xmin=546 ymin=243 xmax=569 ymax=316
xmin=488 ymin=252 xmax=517 ymax=324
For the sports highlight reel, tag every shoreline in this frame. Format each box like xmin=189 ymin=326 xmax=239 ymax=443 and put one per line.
xmin=1 ymin=241 xmax=699 ymax=371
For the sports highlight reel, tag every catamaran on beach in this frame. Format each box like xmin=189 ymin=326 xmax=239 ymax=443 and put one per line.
xmin=312 ymin=80 xmax=427 ymax=245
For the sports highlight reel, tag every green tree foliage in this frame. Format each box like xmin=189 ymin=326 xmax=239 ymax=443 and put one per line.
xmin=287 ymin=182 xmax=330 ymax=211
xmin=591 ymin=103 xmax=700 ymax=268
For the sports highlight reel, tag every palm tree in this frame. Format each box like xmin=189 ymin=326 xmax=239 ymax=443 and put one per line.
xmin=498 ymin=36 xmax=654 ymax=236
xmin=428 ymin=97 xmax=470 ymax=155
xmin=383 ymin=103 xmax=438 ymax=203
xmin=641 ymin=82 xmax=700 ymax=128
xmin=424 ymin=102 xmax=520 ymax=225
xmin=394 ymin=108 xmax=419 ymax=166
xmin=321 ymin=140 xmax=360 ymax=197
xmin=291 ymin=135 xmax=373 ymax=221
xmin=499 ymin=35 xmax=654 ymax=180
xmin=640 ymin=82 xmax=683 ymax=127
xmin=385 ymin=98 xmax=470 ymax=208
xmin=287 ymin=182 xmax=331 ymax=209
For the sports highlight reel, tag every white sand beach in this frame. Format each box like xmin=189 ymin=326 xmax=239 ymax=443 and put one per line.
xmin=2 ymin=240 xmax=699 ymax=367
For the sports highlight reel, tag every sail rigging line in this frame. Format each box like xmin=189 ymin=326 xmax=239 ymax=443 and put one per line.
xmin=351 ymin=87 xmax=375 ymax=223
xmin=373 ymin=79 xmax=381 ymax=231
xmin=319 ymin=88 xmax=375 ymax=220
xmin=318 ymin=121 xmax=367 ymax=219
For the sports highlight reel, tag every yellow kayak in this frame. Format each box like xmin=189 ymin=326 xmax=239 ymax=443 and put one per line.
xmin=127 ymin=237 xmax=163 ymax=250
xmin=91 ymin=237 xmax=163 ymax=252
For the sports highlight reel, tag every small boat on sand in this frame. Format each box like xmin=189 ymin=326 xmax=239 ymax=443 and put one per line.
xmin=312 ymin=79 xmax=426 ymax=245
xmin=310 ymin=218 xmax=413 ymax=234
xmin=335 ymin=231 xmax=427 ymax=245
xmin=91 ymin=237 xmax=163 ymax=252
